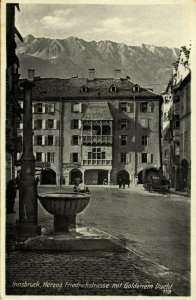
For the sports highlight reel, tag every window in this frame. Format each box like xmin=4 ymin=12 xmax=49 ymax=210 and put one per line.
xmin=119 ymin=102 xmax=134 ymax=113
xmin=47 ymin=119 xmax=54 ymax=129
xmin=34 ymin=119 xmax=42 ymax=130
xmin=36 ymin=152 xmax=42 ymax=162
xmin=73 ymin=103 xmax=82 ymax=113
xmin=141 ymin=153 xmax=153 ymax=163
xmin=121 ymin=153 xmax=127 ymax=163
xmin=72 ymin=135 xmax=79 ymax=145
xmin=46 ymin=152 xmax=54 ymax=163
xmin=47 ymin=103 xmax=55 ymax=113
xmin=173 ymin=115 xmax=180 ymax=129
xmin=121 ymin=135 xmax=127 ymax=145
xmin=119 ymin=102 xmax=127 ymax=112
xmin=132 ymin=85 xmax=140 ymax=92
xmin=110 ymin=85 xmax=117 ymax=92
xmin=72 ymin=119 xmax=79 ymax=129
xmin=88 ymin=148 xmax=105 ymax=160
xmin=48 ymin=135 xmax=54 ymax=146
xmin=141 ymin=153 xmax=147 ymax=163
xmin=140 ymin=102 xmax=148 ymax=112
xmin=142 ymin=136 xmax=148 ymax=146
xmin=80 ymin=86 xmax=88 ymax=93
xmin=37 ymin=135 xmax=42 ymax=146
xmin=120 ymin=119 xmax=128 ymax=129
xmin=141 ymin=118 xmax=149 ymax=128
xmin=71 ymin=153 xmax=79 ymax=162
xmin=37 ymin=103 xmax=43 ymax=113
xmin=140 ymin=102 xmax=154 ymax=113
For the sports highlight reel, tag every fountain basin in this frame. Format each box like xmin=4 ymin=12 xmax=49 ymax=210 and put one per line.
xmin=38 ymin=193 xmax=90 ymax=233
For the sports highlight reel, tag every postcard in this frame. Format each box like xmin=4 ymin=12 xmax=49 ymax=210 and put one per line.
xmin=1 ymin=0 xmax=195 ymax=299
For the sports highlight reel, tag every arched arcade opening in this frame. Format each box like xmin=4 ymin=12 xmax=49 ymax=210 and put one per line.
xmin=69 ymin=169 xmax=82 ymax=185
xmin=41 ymin=168 xmax=56 ymax=185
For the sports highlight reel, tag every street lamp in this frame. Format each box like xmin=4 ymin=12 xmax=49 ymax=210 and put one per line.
xmin=16 ymin=69 xmax=41 ymax=238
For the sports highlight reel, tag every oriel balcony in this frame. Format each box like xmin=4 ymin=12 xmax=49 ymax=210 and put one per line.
xmin=83 ymin=159 xmax=112 ymax=166
xmin=82 ymin=135 xmax=113 ymax=145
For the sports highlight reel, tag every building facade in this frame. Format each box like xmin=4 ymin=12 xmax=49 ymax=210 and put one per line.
xmin=6 ymin=4 xmax=23 ymax=182
xmin=161 ymin=45 xmax=191 ymax=191
xmin=17 ymin=69 xmax=162 ymax=185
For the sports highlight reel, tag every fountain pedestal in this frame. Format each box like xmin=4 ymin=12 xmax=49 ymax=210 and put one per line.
xmin=38 ymin=193 xmax=90 ymax=233
xmin=54 ymin=215 xmax=76 ymax=232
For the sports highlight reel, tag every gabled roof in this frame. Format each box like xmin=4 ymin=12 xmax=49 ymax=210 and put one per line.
xmin=82 ymin=102 xmax=113 ymax=120
xmin=27 ymin=77 xmax=161 ymax=100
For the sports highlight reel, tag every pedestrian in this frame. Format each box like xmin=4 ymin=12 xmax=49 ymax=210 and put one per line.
xmin=127 ymin=178 xmax=130 ymax=188
xmin=135 ymin=176 xmax=138 ymax=187
xmin=118 ymin=178 xmax=122 ymax=189
xmin=35 ymin=176 xmax=40 ymax=186
xmin=122 ymin=179 xmax=126 ymax=189
xmin=6 ymin=179 xmax=18 ymax=214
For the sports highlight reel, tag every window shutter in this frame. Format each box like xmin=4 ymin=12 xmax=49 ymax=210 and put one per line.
xmin=32 ymin=136 xmax=35 ymax=146
xmin=147 ymin=153 xmax=151 ymax=163
xmin=19 ymin=122 xmax=23 ymax=129
xmin=127 ymin=104 xmax=131 ymax=113
xmin=78 ymin=120 xmax=82 ymax=129
xmin=79 ymin=103 xmax=82 ymax=112
xmin=56 ymin=120 xmax=59 ymax=130
xmin=45 ymin=120 xmax=48 ymax=130
xmin=42 ymin=153 xmax=45 ymax=162
xmin=70 ymin=153 xmax=73 ymax=162
xmin=42 ymin=103 xmax=45 ymax=113
xmin=53 ymin=136 xmax=55 ymax=146
xmin=45 ymin=136 xmax=48 ymax=146
xmin=138 ymin=154 xmax=142 ymax=163
xmin=33 ymin=103 xmax=36 ymax=113
xmin=147 ymin=103 xmax=151 ymax=112
xmin=45 ymin=104 xmax=48 ymax=113
xmin=54 ymin=119 xmax=57 ymax=129
xmin=42 ymin=120 xmax=45 ymax=130
xmin=42 ymin=136 xmax=45 ymax=146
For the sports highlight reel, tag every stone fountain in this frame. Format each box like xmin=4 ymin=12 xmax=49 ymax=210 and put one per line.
xmin=38 ymin=192 xmax=90 ymax=233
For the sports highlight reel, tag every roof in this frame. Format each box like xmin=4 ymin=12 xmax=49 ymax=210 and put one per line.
xmin=82 ymin=102 xmax=113 ymax=120
xmin=21 ymin=77 xmax=161 ymax=100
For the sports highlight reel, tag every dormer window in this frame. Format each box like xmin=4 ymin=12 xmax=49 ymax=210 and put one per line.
xmin=132 ymin=84 xmax=140 ymax=92
xmin=80 ymin=86 xmax=88 ymax=93
xmin=110 ymin=85 xmax=117 ymax=92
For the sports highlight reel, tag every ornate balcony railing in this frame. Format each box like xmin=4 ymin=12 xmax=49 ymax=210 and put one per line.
xmin=83 ymin=159 xmax=112 ymax=166
xmin=82 ymin=135 xmax=113 ymax=145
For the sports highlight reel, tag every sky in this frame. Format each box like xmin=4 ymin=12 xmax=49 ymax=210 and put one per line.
xmin=15 ymin=2 xmax=193 ymax=48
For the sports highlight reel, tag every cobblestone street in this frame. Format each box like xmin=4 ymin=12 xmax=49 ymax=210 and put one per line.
xmin=6 ymin=185 xmax=190 ymax=296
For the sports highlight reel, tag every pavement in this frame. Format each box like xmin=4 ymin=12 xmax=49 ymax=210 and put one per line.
xmin=4 ymin=185 xmax=190 ymax=296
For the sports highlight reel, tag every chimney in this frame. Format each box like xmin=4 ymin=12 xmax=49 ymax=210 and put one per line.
xmin=88 ymin=68 xmax=95 ymax=80
xmin=28 ymin=69 xmax=34 ymax=81
xmin=114 ymin=69 xmax=121 ymax=80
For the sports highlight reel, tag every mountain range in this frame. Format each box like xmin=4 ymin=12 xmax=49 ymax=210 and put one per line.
xmin=16 ymin=35 xmax=179 ymax=93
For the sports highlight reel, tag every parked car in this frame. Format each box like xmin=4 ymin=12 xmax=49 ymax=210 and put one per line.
xmin=143 ymin=176 xmax=170 ymax=194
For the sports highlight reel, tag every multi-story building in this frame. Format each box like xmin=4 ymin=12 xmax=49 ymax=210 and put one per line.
xmin=172 ymin=46 xmax=191 ymax=191
xmin=161 ymin=45 xmax=191 ymax=191
xmin=161 ymin=80 xmax=173 ymax=180
xmin=17 ymin=69 xmax=162 ymax=185
xmin=6 ymin=4 xmax=23 ymax=182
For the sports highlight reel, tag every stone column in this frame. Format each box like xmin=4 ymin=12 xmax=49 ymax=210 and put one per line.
xmin=16 ymin=69 xmax=41 ymax=238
